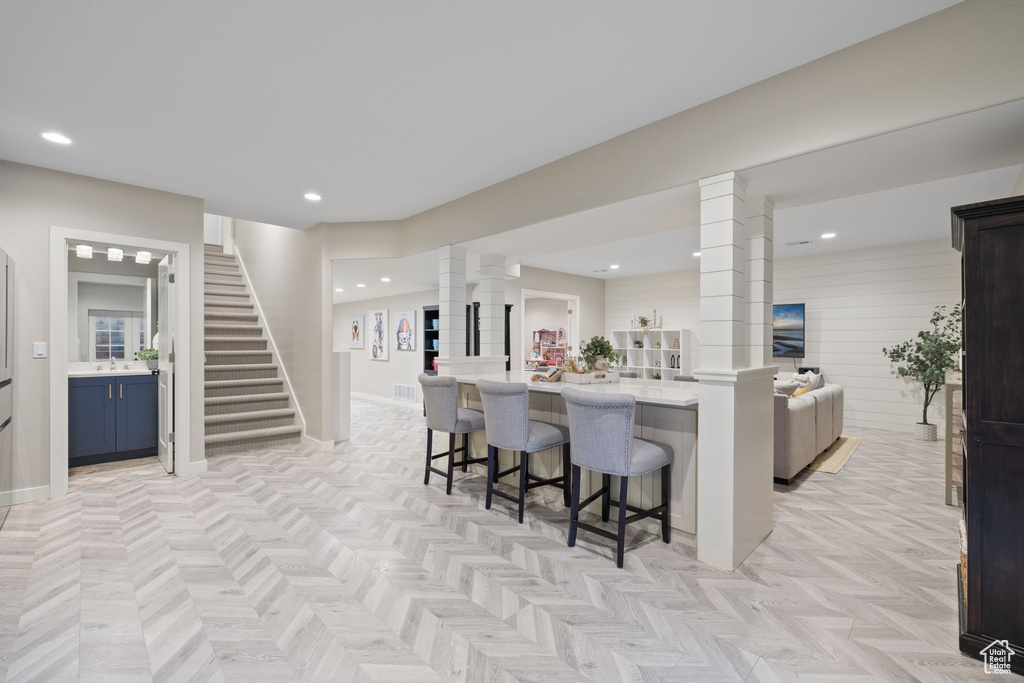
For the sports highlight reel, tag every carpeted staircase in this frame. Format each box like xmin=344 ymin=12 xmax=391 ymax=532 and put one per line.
xmin=204 ymin=244 xmax=301 ymax=455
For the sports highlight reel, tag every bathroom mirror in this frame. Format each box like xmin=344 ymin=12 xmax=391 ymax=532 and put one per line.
xmin=68 ymin=270 xmax=158 ymax=363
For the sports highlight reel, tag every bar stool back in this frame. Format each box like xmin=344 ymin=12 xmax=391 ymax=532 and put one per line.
xmin=476 ymin=379 xmax=571 ymax=523
xmin=561 ymin=386 xmax=673 ymax=567
xmin=418 ymin=373 xmax=488 ymax=494
xmin=618 ymin=371 xmax=639 ymax=378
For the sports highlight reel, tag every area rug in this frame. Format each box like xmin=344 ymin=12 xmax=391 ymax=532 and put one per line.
xmin=806 ymin=435 xmax=861 ymax=474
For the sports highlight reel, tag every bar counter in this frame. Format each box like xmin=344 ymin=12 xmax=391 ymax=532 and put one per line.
xmin=451 ymin=371 xmax=699 ymax=542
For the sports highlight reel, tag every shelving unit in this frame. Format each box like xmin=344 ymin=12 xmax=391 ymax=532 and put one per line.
xmin=610 ymin=329 xmax=691 ymax=381
xmin=422 ymin=306 xmax=440 ymax=374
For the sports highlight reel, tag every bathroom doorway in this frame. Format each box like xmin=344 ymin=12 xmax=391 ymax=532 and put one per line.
xmin=49 ymin=227 xmax=193 ymax=498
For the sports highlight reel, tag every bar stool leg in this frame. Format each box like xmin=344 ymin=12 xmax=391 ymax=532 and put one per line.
xmin=424 ymin=428 xmax=433 ymax=485
xmin=462 ymin=433 xmax=469 ymax=472
xmin=661 ymin=463 xmax=671 ymax=544
xmin=518 ymin=451 xmax=528 ymax=523
xmin=561 ymin=443 xmax=571 ymax=507
xmin=486 ymin=444 xmax=496 ymax=510
xmin=601 ymin=473 xmax=611 ymax=522
xmin=616 ymin=475 xmax=629 ymax=568
xmin=446 ymin=432 xmax=456 ymax=495
xmin=568 ymin=465 xmax=582 ymax=547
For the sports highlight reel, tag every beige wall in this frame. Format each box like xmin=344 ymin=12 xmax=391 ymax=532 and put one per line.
xmin=1013 ymin=166 xmax=1024 ymax=196
xmin=233 ymin=219 xmax=332 ymax=442
xmin=333 ymin=289 xmax=438 ymax=401
xmin=605 ymin=240 xmax=961 ymax=434
xmin=0 ymin=161 xmax=205 ymax=495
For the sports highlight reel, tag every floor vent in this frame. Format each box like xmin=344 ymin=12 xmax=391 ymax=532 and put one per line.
xmin=393 ymin=384 xmax=417 ymax=402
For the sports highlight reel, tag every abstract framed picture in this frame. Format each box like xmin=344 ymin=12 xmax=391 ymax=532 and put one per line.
xmin=369 ymin=309 xmax=388 ymax=361
xmin=348 ymin=315 xmax=365 ymax=349
xmin=395 ymin=310 xmax=415 ymax=351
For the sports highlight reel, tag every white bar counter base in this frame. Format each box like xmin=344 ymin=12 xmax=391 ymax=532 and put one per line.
xmin=453 ymin=371 xmax=699 ymax=547
xmin=693 ymin=366 xmax=776 ymax=571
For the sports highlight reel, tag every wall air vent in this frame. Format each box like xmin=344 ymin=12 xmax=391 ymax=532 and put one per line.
xmin=784 ymin=239 xmax=814 ymax=247
xmin=393 ymin=384 xmax=417 ymax=403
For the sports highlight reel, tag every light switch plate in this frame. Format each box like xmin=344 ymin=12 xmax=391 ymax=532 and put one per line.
xmin=32 ymin=342 xmax=47 ymax=359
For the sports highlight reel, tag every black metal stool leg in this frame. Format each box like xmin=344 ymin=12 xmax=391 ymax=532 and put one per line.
xmin=561 ymin=443 xmax=572 ymax=507
xmin=616 ymin=475 xmax=629 ymax=568
xmin=462 ymin=433 xmax=469 ymax=472
xmin=446 ymin=432 xmax=456 ymax=495
xmin=518 ymin=451 xmax=528 ymax=523
xmin=661 ymin=463 xmax=671 ymax=544
xmin=601 ymin=473 xmax=611 ymax=522
xmin=486 ymin=444 xmax=496 ymax=510
xmin=424 ymin=428 xmax=433 ymax=485
xmin=568 ymin=465 xmax=582 ymax=547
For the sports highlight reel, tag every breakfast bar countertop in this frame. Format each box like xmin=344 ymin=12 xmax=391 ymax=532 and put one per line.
xmin=452 ymin=371 xmax=699 ymax=408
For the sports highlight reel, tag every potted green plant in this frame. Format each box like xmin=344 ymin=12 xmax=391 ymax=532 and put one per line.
xmin=636 ymin=315 xmax=651 ymax=330
xmin=580 ymin=335 xmax=619 ymax=371
xmin=882 ymin=304 xmax=962 ymax=441
xmin=137 ymin=348 xmax=159 ymax=372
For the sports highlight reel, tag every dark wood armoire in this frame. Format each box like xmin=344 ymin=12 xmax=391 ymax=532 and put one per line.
xmin=952 ymin=195 xmax=1024 ymax=674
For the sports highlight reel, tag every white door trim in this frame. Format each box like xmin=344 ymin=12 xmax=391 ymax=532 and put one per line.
xmin=49 ymin=227 xmax=193 ymax=499
xmin=519 ymin=288 xmax=582 ymax=367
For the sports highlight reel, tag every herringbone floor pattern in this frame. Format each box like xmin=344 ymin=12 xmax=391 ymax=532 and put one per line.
xmin=0 ymin=399 xmax=987 ymax=681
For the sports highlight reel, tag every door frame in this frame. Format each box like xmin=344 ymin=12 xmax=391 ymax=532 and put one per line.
xmin=49 ymin=227 xmax=193 ymax=499
xmin=519 ymin=289 xmax=582 ymax=367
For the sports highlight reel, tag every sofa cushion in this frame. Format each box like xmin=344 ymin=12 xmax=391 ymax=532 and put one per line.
xmin=812 ymin=389 xmax=834 ymax=454
xmin=776 ymin=394 xmax=817 ymax=480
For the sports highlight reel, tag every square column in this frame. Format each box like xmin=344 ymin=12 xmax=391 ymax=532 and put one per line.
xmin=478 ymin=254 xmax=506 ymax=358
xmin=695 ymin=172 xmax=776 ymax=571
xmin=745 ymin=198 xmax=774 ymax=368
xmin=438 ymin=245 xmax=466 ymax=361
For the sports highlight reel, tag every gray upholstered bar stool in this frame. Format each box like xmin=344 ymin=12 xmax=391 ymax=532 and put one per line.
xmin=673 ymin=375 xmax=696 ymax=382
xmin=618 ymin=371 xmax=639 ymax=378
xmin=561 ymin=386 xmax=673 ymax=568
xmin=418 ymin=373 xmax=489 ymax=495
xmin=475 ymin=378 xmax=571 ymax=523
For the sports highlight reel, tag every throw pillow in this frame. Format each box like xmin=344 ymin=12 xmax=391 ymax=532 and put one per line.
xmin=792 ymin=386 xmax=810 ymax=397
xmin=774 ymin=382 xmax=800 ymax=396
xmin=806 ymin=372 xmax=824 ymax=390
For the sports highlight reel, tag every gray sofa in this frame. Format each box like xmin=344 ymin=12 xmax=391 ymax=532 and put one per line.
xmin=773 ymin=384 xmax=844 ymax=484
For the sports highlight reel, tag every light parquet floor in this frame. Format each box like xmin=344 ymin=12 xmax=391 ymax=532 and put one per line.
xmin=0 ymin=398 xmax=987 ymax=682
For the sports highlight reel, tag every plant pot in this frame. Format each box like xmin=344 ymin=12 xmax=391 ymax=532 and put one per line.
xmin=915 ymin=422 xmax=937 ymax=441
xmin=146 ymin=359 xmax=158 ymax=371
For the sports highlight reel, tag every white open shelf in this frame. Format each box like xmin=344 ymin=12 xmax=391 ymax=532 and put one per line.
xmin=610 ymin=329 xmax=691 ymax=381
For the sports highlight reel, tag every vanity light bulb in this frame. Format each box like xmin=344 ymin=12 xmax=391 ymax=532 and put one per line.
xmin=107 ymin=247 xmax=124 ymax=262
xmin=75 ymin=244 xmax=93 ymax=259
xmin=135 ymin=251 xmax=152 ymax=264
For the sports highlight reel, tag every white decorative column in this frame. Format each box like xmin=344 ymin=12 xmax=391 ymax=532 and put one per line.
xmin=436 ymin=245 xmax=467 ymax=374
xmin=745 ymin=198 xmax=774 ymax=368
xmin=478 ymin=254 xmax=506 ymax=358
xmin=694 ymin=172 xmax=776 ymax=571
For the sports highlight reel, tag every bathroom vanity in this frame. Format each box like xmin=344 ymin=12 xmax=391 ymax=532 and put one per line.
xmin=68 ymin=368 xmax=158 ymax=466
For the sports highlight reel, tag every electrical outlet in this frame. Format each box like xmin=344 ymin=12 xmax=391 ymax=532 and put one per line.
xmin=33 ymin=342 xmax=47 ymax=359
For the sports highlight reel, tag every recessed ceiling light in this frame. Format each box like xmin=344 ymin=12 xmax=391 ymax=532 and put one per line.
xmin=693 ymin=252 xmax=701 ymax=257
xmin=821 ymin=232 xmax=836 ymax=239
xmin=356 ymin=283 xmax=366 ymax=288
xmin=304 ymin=192 xmax=322 ymax=201
xmin=334 ymin=288 xmax=344 ymax=292
xmin=380 ymin=277 xmax=391 ymax=282
xmin=135 ymin=251 xmax=152 ymax=264
xmin=40 ymin=131 xmax=73 ymax=145
xmin=107 ymin=247 xmax=123 ymax=262
xmin=609 ymin=264 xmax=619 ymax=270
xmin=75 ymin=244 xmax=93 ymax=259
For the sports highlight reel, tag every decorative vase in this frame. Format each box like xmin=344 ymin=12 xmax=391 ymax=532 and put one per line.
xmin=146 ymin=359 xmax=158 ymax=371
xmin=914 ymin=422 xmax=937 ymax=441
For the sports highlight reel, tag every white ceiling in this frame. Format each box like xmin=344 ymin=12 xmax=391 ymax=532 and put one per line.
xmin=0 ymin=1 xmax=957 ymax=229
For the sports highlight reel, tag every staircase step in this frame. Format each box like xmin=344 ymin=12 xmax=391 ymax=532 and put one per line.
xmin=205 ymin=294 xmax=251 ymax=306
xmin=204 ymin=244 xmax=224 ymax=254
xmin=205 ymin=363 xmax=279 ymax=380
xmin=205 ymin=377 xmax=283 ymax=398
xmin=205 ymin=392 xmax=290 ymax=415
xmin=205 ymin=301 xmax=255 ymax=311
xmin=204 ymin=337 xmax=267 ymax=351
xmin=204 ymin=324 xmax=262 ymax=337
xmin=204 ymin=278 xmax=247 ymax=288
xmin=205 ymin=408 xmax=296 ymax=435
xmin=205 ymin=350 xmax=273 ymax=365
xmin=203 ymin=269 xmax=242 ymax=279
xmin=205 ymin=311 xmax=258 ymax=323
xmin=204 ymin=425 xmax=302 ymax=456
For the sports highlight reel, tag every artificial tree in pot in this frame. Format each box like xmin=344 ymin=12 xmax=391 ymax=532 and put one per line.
xmin=580 ymin=336 xmax=619 ymax=372
xmin=881 ymin=304 xmax=962 ymax=441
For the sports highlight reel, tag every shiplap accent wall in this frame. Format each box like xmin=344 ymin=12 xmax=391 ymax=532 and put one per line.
xmin=606 ymin=240 xmax=961 ymax=433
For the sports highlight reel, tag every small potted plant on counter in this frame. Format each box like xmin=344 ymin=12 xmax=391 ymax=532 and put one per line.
xmin=565 ymin=337 xmax=621 ymax=384
xmin=882 ymin=304 xmax=962 ymax=441
xmin=137 ymin=348 xmax=159 ymax=372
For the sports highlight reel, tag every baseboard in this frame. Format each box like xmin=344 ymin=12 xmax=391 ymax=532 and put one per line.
xmin=0 ymin=485 xmax=50 ymax=506
xmin=301 ymin=434 xmax=336 ymax=452
xmin=176 ymin=459 xmax=208 ymax=476
xmin=351 ymin=391 xmax=420 ymax=410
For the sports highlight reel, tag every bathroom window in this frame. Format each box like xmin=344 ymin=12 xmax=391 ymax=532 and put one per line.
xmin=89 ymin=310 xmax=145 ymax=361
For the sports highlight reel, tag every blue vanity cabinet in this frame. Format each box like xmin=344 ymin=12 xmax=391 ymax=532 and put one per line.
xmin=114 ymin=375 xmax=158 ymax=452
xmin=68 ymin=376 xmax=117 ymax=459
xmin=69 ymin=374 xmax=158 ymax=465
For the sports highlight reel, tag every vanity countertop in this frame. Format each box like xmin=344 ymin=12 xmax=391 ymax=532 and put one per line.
xmin=68 ymin=369 xmax=155 ymax=378
xmin=68 ymin=362 xmax=155 ymax=378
